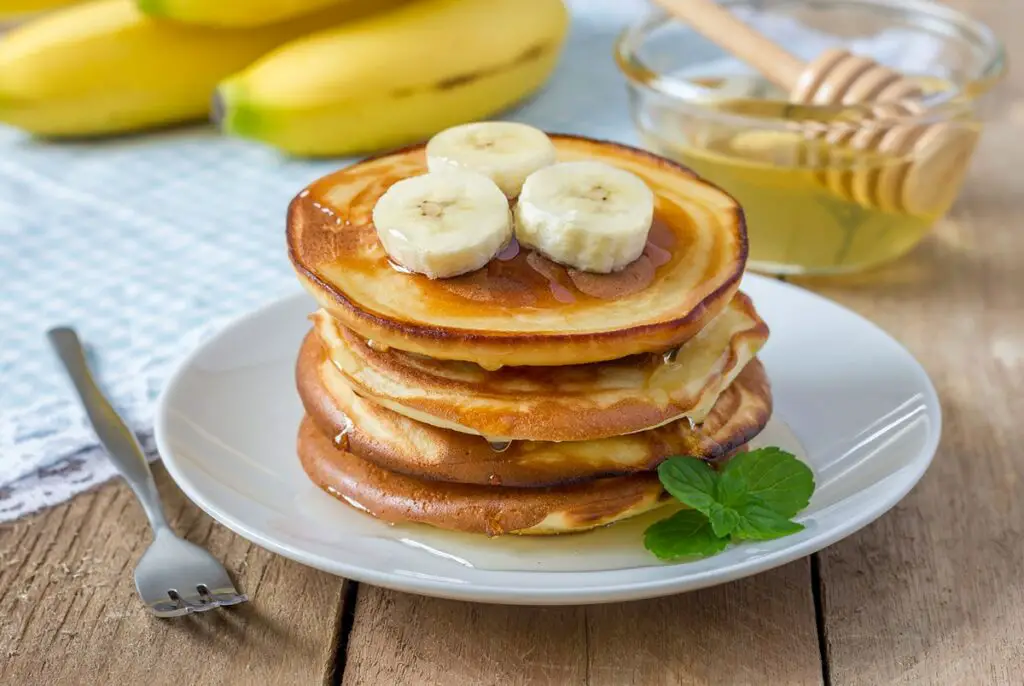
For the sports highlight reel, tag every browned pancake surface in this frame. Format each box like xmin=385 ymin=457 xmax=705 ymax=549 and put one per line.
xmin=297 ymin=416 xmax=673 ymax=535
xmin=297 ymin=331 xmax=771 ymax=486
xmin=312 ymin=293 xmax=768 ymax=441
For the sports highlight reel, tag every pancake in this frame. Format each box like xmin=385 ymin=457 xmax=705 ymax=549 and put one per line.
xmin=297 ymin=416 xmax=674 ymax=535
xmin=311 ymin=292 xmax=768 ymax=442
xmin=297 ymin=330 xmax=772 ymax=487
xmin=288 ymin=134 xmax=747 ymax=369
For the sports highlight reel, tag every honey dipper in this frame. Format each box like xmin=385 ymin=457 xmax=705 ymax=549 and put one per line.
xmin=651 ymin=0 xmax=978 ymax=216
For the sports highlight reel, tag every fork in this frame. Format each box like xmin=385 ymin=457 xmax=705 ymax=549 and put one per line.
xmin=47 ymin=326 xmax=248 ymax=617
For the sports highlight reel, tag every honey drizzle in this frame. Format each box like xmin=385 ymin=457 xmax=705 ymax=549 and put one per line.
xmin=645 ymin=241 xmax=672 ymax=267
xmin=496 ymin=238 xmax=521 ymax=261
xmin=548 ymin=281 xmax=577 ymax=304
xmin=333 ymin=413 xmax=355 ymax=451
xmin=306 ymin=155 xmax=695 ymax=314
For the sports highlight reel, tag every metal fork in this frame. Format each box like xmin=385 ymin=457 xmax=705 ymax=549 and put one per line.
xmin=48 ymin=326 xmax=248 ymax=617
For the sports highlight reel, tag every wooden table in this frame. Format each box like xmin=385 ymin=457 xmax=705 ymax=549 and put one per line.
xmin=2 ymin=1 xmax=1022 ymax=683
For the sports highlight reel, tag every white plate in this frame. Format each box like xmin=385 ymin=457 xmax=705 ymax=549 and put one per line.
xmin=154 ymin=274 xmax=940 ymax=605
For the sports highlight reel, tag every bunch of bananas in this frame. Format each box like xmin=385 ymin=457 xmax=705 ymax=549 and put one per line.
xmin=0 ymin=0 xmax=569 ymax=155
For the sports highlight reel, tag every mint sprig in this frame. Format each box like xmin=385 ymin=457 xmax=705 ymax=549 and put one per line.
xmin=644 ymin=447 xmax=815 ymax=561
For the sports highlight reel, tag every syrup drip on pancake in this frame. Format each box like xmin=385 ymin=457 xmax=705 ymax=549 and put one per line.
xmin=333 ymin=413 xmax=354 ymax=450
xmin=387 ymin=258 xmax=413 ymax=274
xmin=566 ymin=252 xmax=655 ymax=300
xmin=644 ymin=221 xmax=674 ymax=267
xmin=525 ymin=252 xmax=576 ymax=304
xmin=496 ymin=238 xmax=520 ymax=261
xmin=311 ymin=201 xmax=342 ymax=227
xmin=380 ymin=215 xmax=680 ymax=307
xmin=487 ymin=440 xmax=513 ymax=453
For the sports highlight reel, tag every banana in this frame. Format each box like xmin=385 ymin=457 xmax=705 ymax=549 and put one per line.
xmin=135 ymin=0 xmax=349 ymax=27
xmin=215 ymin=0 xmax=569 ymax=157
xmin=426 ymin=121 xmax=556 ymax=198
xmin=514 ymin=161 xmax=655 ymax=274
xmin=0 ymin=0 xmax=408 ymax=137
xmin=372 ymin=169 xmax=512 ymax=279
xmin=0 ymin=0 xmax=81 ymax=19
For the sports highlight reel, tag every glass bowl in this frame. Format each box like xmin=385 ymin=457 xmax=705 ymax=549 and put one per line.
xmin=615 ymin=0 xmax=1005 ymax=276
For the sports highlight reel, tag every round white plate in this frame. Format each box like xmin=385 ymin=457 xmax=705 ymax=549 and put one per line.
xmin=154 ymin=274 xmax=940 ymax=605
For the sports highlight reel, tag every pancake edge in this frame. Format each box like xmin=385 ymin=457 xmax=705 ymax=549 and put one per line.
xmin=296 ymin=415 xmax=677 ymax=536
xmin=296 ymin=330 xmax=772 ymax=486
xmin=288 ymin=134 xmax=749 ymax=368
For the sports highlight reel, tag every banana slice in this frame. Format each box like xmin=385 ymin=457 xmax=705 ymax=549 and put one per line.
xmin=426 ymin=121 xmax=556 ymax=198
xmin=372 ymin=170 xmax=512 ymax=279
xmin=514 ymin=161 xmax=655 ymax=273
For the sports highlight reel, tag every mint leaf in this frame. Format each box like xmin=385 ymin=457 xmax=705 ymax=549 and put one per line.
xmin=644 ymin=510 xmax=729 ymax=560
xmin=708 ymin=503 xmax=740 ymax=537
xmin=719 ymin=447 xmax=814 ymax=517
xmin=657 ymin=457 xmax=718 ymax=513
xmin=732 ymin=498 xmax=805 ymax=541
xmin=715 ymin=467 xmax=748 ymax=509
xmin=646 ymin=448 xmax=815 ymax=562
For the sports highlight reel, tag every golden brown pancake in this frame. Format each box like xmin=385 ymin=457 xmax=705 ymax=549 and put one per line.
xmin=297 ymin=416 xmax=674 ymax=535
xmin=311 ymin=292 xmax=768 ymax=442
xmin=297 ymin=330 xmax=771 ymax=487
xmin=288 ymin=134 xmax=747 ymax=369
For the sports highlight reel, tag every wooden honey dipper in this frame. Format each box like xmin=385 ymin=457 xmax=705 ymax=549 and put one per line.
xmin=652 ymin=0 xmax=978 ymax=216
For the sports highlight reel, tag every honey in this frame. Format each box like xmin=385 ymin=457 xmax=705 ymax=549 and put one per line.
xmin=635 ymin=76 xmax=980 ymax=275
xmin=325 ymin=200 xmax=687 ymax=313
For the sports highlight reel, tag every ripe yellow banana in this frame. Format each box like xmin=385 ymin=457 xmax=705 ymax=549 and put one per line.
xmin=0 ymin=0 xmax=81 ymax=19
xmin=135 ymin=0 xmax=353 ymax=28
xmin=215 ymin=0 xmax=569 ymax=157
xmin=0 ymin=0 xmax=409 ymax=136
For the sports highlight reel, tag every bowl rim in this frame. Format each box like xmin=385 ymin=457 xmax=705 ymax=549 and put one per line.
xmin=614 ymin=0 xmax=1007 ymax=126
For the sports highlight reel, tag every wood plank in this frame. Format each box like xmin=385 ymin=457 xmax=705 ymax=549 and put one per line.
xmin=586 ymin=560 xmax=821 ymax=686
xmin=344 ymin=587 xmax=587 ymax=685
xmin=343 ymin=559 xmax=821 ymax=686
xmin=0 ymin=464 xmax=349 ymax=686
xmin=805 ymin=1 xmax=1024 ymax=681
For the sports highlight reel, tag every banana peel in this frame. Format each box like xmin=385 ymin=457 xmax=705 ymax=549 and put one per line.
xmin=214 ymin=0 xmax=569 ymax=157
xmin=135 ymin=0 xmax=351 ymax=28
xmin=0 ymin=0 xmax=82 ymax=20
xmin=0 ymin=0 xmax=410 ymax=136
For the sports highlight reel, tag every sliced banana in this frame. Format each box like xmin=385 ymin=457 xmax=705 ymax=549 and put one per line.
xmin=514 ymin=161 xmax=655 ymax=274
xmin=372 ymin=170 xmax=512 ymax=279
xmin=426 ymin=121 xmax=556 ymax=198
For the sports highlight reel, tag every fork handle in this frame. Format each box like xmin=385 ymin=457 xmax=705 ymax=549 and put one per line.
xmin=47 ymin=327 xmax=169 ymax=534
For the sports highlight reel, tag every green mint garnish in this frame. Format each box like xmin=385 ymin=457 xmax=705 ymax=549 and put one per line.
xmin=730 ymin=500 xmax=805 ymax=541
xmin=643 ymin=447 xmax=815 ymax=561
xmin=643 ymin=510 xmax=729 ymax=560
xmin=707 ymin=503 xmax=741 ymax=538
xmin=657 ymin=456 xmax=718 ymax=512
xmin=718 ymin=447 xmax=815 ymax=517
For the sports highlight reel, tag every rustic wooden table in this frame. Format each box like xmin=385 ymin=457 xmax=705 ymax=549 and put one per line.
xmin=2 ymin=1 xmax=1021 ymax=683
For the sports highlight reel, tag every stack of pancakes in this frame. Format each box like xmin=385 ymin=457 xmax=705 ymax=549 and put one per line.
xmin=287 ymin=135 xmax=771 ymax=536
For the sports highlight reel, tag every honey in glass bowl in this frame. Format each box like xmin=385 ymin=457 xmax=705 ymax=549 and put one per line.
xmin=616 ymin=0 xmax=1005 ymax=276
